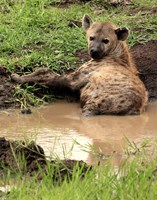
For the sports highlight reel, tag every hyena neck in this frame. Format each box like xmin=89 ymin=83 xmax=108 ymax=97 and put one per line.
xmin=108 ymin=41 xmax=138 ymax=74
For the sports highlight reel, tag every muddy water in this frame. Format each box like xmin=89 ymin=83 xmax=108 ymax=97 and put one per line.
xmin=0 ymin=101 xmax=157 ymax=165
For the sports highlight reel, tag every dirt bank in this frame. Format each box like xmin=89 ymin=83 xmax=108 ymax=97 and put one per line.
xmin=131 ymin=40 xmax=157 ymax=101
xmin=0 ymin=67 xmax=15 ymax=109
xmin=0 ymin=137 xmax=91 ymax=182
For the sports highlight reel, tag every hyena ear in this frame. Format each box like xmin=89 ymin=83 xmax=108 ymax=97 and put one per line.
xmin=115 ymin=27 xmax=129 ymax=41
xmin=82 ymin=14 xmax=94 ymax=31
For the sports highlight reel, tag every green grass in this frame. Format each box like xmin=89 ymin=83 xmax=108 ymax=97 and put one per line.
xmin=0 ymin=0 xmax=157 ymax=106
xmin=2 ymin=154 xmax=157 ymax=200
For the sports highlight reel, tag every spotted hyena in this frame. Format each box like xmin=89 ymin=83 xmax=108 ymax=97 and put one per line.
xmin=11 ymin=15 xmax=148 ymax=116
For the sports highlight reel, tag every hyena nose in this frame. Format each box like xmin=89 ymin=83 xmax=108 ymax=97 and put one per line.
xmin=90 ymin=48 xmax=101 ymax=59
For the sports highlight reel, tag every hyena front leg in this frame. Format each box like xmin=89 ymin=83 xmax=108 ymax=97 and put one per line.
xmin=11 ymin=68 xmax=57 ymax=85
xmin=11 ymin=64 xmax=95 ymax=91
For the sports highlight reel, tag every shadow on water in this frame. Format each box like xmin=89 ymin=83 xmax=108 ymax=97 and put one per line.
xmin=0 ymin=101 xmax=157 ymax=165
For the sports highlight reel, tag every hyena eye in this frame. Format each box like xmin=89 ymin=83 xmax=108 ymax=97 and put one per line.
xmin=102 ymin=38 xmax=109 ymax=44
xmin=89 ymin=36 xmax=95 ymax=41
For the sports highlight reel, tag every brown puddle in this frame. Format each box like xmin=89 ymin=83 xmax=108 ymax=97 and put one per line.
xmin=0 ymin=101 xmax=157 ymax=165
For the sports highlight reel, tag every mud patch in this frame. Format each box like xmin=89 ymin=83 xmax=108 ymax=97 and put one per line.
xmin=51 ymin=0 xmax=130 ymax=9
xmin=75 ymin=49 xmax=91 ymax=67
xmin=0 ymin=137 xmax=91 ymax=182
xmin=51 ymin=0 xmax=90 ymax=8
xmin=131 ymin=40 xmax=157 ymax=100
xmin=0 ymin=67 xmax=15 ymax=109
xmin=129 ymin=7 xmax=157 ymax=16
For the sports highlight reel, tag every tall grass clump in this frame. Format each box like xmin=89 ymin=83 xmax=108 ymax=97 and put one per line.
xmin=2 ymin=156 xmax=157 ymax=200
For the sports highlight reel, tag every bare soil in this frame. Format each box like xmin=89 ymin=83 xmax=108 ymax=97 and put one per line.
xmin=131 ymin=40 xmax=157 ymax=100
xmin=129 ymin=7 xmax=157 ymax=16
xmin=53 ymin=0 xmax=132 ymax=8
xmin=0 ymin=137 xmax=91 ymax=182
xmin=51 ymin=0 xmax=91 ymax=8
xmin=0 ymin=67 xmax=15 ymax=109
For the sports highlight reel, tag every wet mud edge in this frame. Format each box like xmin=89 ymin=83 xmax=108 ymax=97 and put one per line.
xmin=0 ymin=137 xmax=92 ymax=182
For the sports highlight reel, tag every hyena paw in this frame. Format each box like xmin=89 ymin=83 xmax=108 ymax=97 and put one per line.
xmin=33 ymin=67 xmax=51 ymax=75
xmin=81 ymin=109 xmax=95 ymax=117
xmin=11 ymin=73 xmax=24 ymax=84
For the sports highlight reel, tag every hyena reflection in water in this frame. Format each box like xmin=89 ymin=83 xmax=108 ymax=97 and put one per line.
xmin=12 ymin=15 xmax=148 ymax=117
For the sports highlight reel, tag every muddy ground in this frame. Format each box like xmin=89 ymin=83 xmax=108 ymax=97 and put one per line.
xmin=0 ymin=67 xmax=15 ymax=110
xmin=131 ymin=40 xmax=157 ymax=101
xmin=0 ymin=137 xmax=91 ymax=182
xmin=0 ymin=40 xmax=157 ymax=109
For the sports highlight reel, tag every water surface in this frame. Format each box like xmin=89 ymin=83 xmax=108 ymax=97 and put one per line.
xmin=0 ymin=101 xmax=157 ymax=165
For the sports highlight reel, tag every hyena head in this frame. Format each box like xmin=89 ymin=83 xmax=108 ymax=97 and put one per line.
xmin=82 ymin=14 xmax=129 ymax=59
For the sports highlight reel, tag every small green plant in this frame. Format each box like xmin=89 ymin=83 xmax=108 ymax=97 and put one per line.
xmin=14 ymin=84 xmax=45 ymax=109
